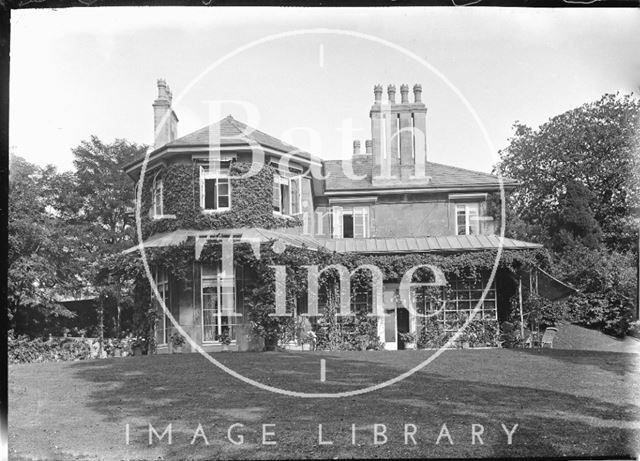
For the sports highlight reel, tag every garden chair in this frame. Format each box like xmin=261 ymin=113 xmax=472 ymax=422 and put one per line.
xmin=540 ymin=327 xmax=558 ymax=348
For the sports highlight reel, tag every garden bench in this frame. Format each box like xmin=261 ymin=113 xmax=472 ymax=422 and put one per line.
xmin=540 ymin=327 xmax=558 ymax=348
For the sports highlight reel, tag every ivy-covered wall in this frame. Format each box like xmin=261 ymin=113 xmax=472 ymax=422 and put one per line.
xmin=138 ymin=161 xmax=301 ymax=239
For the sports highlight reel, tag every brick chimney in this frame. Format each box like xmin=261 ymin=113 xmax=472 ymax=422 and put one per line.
xmin=370 ymin=83 xmax=428 ymax=185
xmin=153 ymin=78 xmax=179 ymax=150
xmin=353 ymin=140 xmax=361 ymax=156
xmin=365 ymin=139 xmax=372 ymax=155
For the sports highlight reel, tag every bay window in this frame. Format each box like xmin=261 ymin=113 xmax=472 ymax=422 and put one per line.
xmin=201 ymin=262 xmax=238 ymax=343
xmin=154 ymin=268 xmax=170 ymax=346
xmin=273 ymin=173 xmax=302 ymax=216
xmin=152 ymin=177 xmax=163 ymax=217
xmin=200 ymin=163 xmax=231 ymax=212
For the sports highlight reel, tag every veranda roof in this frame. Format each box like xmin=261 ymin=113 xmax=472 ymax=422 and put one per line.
xmin=123 ymin=228 xmax=543 ymax=256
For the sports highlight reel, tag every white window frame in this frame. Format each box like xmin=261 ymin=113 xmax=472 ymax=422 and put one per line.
xmin=200 ymin=165 xmax=231 ymax=212
xmin=455 ymin=203 xmax=480 ymax=236
xmin=154 ymin=268 xmax=170 ymax=346
xmin=152 ymin=177 xmax=164 ymax=218
xmin=273 ymin=173 xmax=302 ymax=216
xmin=332 ymin=206 xmax=369 ymax=239
xmin=201 ymin=262 xmax=239 ymax=344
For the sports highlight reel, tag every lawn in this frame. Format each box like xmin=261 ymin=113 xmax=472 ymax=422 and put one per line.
xmin=8 ymin=348 xmax=640 ymax=460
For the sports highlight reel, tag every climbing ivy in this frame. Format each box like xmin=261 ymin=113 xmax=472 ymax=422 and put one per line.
xmin=138 ymin=161 xmax=301 ymax=239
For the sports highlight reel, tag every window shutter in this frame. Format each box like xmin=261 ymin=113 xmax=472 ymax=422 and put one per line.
xmin=353 ymin=207 xmax=369 ymax=238
xmin=290 ymin=176 xmax=301 ymax=215
xmin=332 ymin=206 xmax=343 ymax=239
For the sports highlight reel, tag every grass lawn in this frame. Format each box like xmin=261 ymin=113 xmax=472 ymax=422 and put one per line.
xmin=9 ymin=348 xmax=640 ymax=460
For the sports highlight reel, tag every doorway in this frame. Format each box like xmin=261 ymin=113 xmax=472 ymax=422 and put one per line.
xmin=396 ymin=307 xmax=410 ymax=349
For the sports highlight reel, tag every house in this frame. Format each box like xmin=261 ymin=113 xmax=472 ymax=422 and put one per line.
xmin=123 ymin=79 xmax=553 ymax=353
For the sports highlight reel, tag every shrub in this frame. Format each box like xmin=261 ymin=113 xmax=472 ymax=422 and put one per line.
xmin=247 ymin=287 xmax=295 ymax=351
xmin=417 ymin=317 xmax=450 ymax=349
xmin=313 ymin=299 xmax=382 ymax=351
xmin=628 ymin=320 xmax=640 ymax=339
xmin=8 ymin=331 xmax=93 ymax=364
xmin=554 ymin=245 xmax=636 ymax=337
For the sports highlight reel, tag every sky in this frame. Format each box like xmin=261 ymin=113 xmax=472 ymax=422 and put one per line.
xmin=10 ymin=7 xmax=640 ymax=173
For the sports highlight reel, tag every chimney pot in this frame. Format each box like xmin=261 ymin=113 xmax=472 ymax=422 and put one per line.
xmin=374 ymin=84 xmax=383 ymax=103
xmin=157 ymin=79 xmax=168 ymax=100
xmin=387 ymin=84 xmax=396 ymax=104
xmin=153 ymin=79 xmax=178 ymax=150
xmin=353 ymin=140 xmax=361 ymax=156
xmin=400 ymin=84 xmax=409 ymax=103
xmin=413 ymin=84 xmax=422 ymax=103
xmin=365 ymin=139 xmax=372 ymax=155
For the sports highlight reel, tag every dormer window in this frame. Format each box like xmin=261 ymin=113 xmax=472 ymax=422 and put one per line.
xmin=152 ymin=178 xmax=163 ymax=217
xmin=200 ymin=163 xmax=231 ymax=212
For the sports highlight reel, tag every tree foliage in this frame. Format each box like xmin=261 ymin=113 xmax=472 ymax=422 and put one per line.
xmin=494 ymin=93 xmax=640 ymax=251
xmin=493 ymin=93 xmax=639 ymax=335
xmin=8 ymin=137 xmax=147 ymax=336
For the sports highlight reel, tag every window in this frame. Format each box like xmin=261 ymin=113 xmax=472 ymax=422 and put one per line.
xmin=273 ymin=173 xmax=302 ymax=216
xmin=154 ymin=268 xmax=170 ymax=346
xmin=332 ymin=206 xmax=369 ymax=238
xmin=455 ymin=203 xmax=479 ymax=236
xmin=201 ymin=262 xmax=238 ymax=343
xmin=200 ymin=163 xmax=231 ymax=212
xmin=416 ymin=275 xmax=497 ymax=333
xmin=152 ymin=178 xmax=163 ymax=217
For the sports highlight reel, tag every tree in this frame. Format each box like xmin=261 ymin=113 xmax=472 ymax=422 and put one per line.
xmin=493 ymin=93 xmax=639 ymax=335
xmin=72 ymin=136 xmax=147 ymax=250
xmin=494 ymin=93 xmax=640 ymax=252
xmin=8 ymin=155 xmax=77 ymax=331
xmin=8 ymin=136 xmax=148 ymax=336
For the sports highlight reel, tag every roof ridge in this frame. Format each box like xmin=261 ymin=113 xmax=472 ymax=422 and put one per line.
xmin=426 ymin=160 xmax=515 ymax=182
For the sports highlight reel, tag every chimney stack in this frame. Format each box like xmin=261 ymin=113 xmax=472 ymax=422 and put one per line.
xmin=374 ymin=84 xmax=383 ymax=104
xmin=370 ymin=83 xmax=429 ymax=185
xmin=353 ymin=140 xmax=361 ymax=156
xmin=153 ymin=78 xmax=179 ymax=150
xmin=413 ymin=84 xmax=422 ymax=103
xmin=400 ymin=84 xmax=409 ymax=103
xmin=387 ymin=84 xmax=396 ymax=104
xmin=365 ymin=139 xmax=372 ymax=155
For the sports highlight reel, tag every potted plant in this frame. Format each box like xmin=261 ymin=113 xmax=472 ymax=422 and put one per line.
xmin=170 ymin=330 xmax=186 ymax=353
xmin=215 ymin=330 xmax=232 ymax=351
xmin=399 ymin=332 xmax=417 ymax=350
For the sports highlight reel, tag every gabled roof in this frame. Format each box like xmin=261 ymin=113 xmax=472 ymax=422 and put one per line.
xmin=122 ymin=116 xmax=322 ymax=172
xmin=323 ymin=156 xmax=517 ymax=192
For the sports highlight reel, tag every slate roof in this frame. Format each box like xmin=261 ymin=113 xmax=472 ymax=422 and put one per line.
xmin=123 ymin=116 xmax=321 ymax=171
xmin=323 ymin=157 xmax=516 ymax=191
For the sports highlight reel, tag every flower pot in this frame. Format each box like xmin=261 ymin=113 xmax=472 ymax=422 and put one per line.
xmin=222 ymin=344 xmax=229 ymax=352
xmin=132 ymin=346 xmax=143 ymax=356
xmin=114 ymin=349 xmax=122 ymax=357
xmin=173 ymin=345 xmax=183 ymax=354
